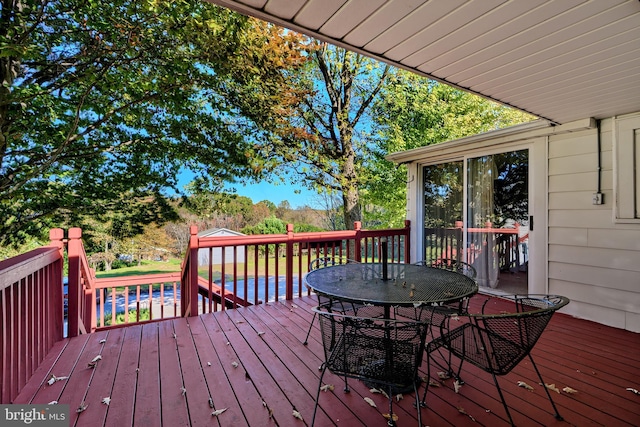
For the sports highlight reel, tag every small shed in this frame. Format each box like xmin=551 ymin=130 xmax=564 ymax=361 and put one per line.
xmin=197 ymin=228 xmax=246 ymax=266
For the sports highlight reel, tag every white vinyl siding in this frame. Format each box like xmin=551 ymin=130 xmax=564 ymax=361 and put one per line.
xmin=548 ymin=119 xmax=640 ymax=332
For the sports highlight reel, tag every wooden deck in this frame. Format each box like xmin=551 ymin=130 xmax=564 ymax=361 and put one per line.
xmin=13 ymin=295 xmax=640 ymax=427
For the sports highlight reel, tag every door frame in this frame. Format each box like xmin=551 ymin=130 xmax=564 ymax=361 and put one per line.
xmin=411 ymin=137 xmax=547 ymax=295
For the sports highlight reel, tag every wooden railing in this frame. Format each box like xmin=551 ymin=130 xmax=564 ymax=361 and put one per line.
xmin=0 ymin=230 xmax=64 ymax=403
xmin=94 ymin=272 xmax=182 ymax=329
xmin=0 ymin=221 xmax=411 ymax=401
xmin=181 ymin=221 xmax=411 ymax=317
xmin=425 ymin=222 xmax=528 ymax=271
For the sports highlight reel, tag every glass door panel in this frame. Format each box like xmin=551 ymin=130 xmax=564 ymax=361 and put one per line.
xmin=423 ymin=162 xmax=463 ymax=264
xmin=467 ymin=149 xmax=529 ymax=291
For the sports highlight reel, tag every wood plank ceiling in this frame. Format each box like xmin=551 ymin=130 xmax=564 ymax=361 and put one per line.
xmin=207 ymin=0 xmax=640 ymax=125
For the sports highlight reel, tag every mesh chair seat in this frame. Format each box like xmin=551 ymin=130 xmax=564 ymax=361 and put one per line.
xmin=422 ymin=294 xmax=570 ymax=426
xmin=311 ymin=308 xmax=429 ymax=427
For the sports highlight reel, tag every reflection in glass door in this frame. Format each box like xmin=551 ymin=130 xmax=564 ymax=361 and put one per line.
xmin=467 ymin=149 xmax=528 ymax=291
xmin=422 ymin=162 xmax=463 ymax=264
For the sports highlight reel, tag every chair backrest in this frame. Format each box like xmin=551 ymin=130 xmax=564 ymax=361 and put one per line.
xmin=314 ymin=308 xmax=429 ymax=388
xmin=471 ymin=295 xmax=569 ymax=374
xmin=428 ymin=258 xmax=477 ymax=280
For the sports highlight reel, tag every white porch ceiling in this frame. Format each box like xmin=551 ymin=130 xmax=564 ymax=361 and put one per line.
xmin=207 ymin=0 xmax=640 ymax=125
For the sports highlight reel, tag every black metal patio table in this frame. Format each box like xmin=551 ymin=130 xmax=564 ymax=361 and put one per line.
xmin=304 ymin=262 xmax=478 ymax=313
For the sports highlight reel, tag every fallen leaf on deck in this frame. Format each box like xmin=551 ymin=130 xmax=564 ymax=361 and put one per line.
xmin=429 ymin=379 xmax=441 ymax=388
xmin=88 ymin=355 xmax=102 ymax=368
xmin=48 ymin=401 xmax=58 ymax=405
xmin=211 ymin=408 xmax=227 ymax=417
xmin=517 ymin=381 xmax=534 ymax=391
xmin=102 ymin=397 xmax=111 ymax=405
xmin=370 ymin=388 xmax=382 ymax=394
xmin=172 ymin=333 xmax=177 ymax=339
xmin=208 ymin=398 xmax=214 ymax=408
xmin=454 ymin=380 xmax=463 ymax=393
xmin=291 ymin=304 xmax=298 ymax=309
xmin=383 ymin=413 xmax=399 ymax=422
xmin=76 ymin=402 xmax=88 ymax=413
xmin=257 ymin=331 xmax=265 ymax=336
xmin=236 ymin=320 xmax=244 ymax=324
xmin=99 ymin=339 xmax=106 ymax=344
xmin=380 ymin=389 xmax=389 ymax=399
xmin=457 ymin=406 xmax=476 ymax=422
xmin=47 ymin=374 xmax=69 ymax=385
xmin=626 ymin=388 xmax=639 ymax=395
xmin=364 ymin=397 xmax=377 ymax=407
xmin=395 ymin=394 xmax=403 ymax=402
xmin=562 ymin=386 xmax=578 ymax=394
xmin=231 ymin=361 xmax=239 ymax=368
xmin=544 ymin=383 xmax=560 ymax=394
xmin=292 ymin=409 xmax=303 ymax=420
xmin=207 ymin=362 xmax=211 ymax=366
xmin=437 ymin=371 xmax=450 ymax=379
xmin=320 ymin=384 xmax=334 ymax=392
xmin=181 ymin=387 xmax=187 ymax=397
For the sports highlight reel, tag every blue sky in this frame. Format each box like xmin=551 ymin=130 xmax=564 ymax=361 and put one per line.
xmin=224 ymin=180 xmax=318 ymax=208
xmin=176 ymin=170 xmax=318 ymax=208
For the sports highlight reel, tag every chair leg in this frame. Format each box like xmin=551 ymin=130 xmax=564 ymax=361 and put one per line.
xmin=386 ymin=384 xmax=396 ymax=427
xmin=529 ymin=354 xmax=563 ymax=421
xmin=413 ymin=378 xmax=422 ymax=427
xmin=490 ymin=373 xmax=515 ymax=426
xmin=303 ymin=312 xmax=317 ymax=345
xmin=311 ymin=365 xmax=328 ymax=427
xmin=420 ymin=350 xmax=433 ymax=407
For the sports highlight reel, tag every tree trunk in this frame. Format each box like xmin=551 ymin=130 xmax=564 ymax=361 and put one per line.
xmin=341 ymin=131 xmax=361 ymax=230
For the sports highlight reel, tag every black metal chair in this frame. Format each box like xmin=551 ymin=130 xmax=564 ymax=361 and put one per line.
xmin=311 ymin=307 xmax=429 ymax=427
xmin=421 ymin=294 xmax=570 ymax=426
xmin=407 ymin=259 xmax=478 ymax=374
xmin=303 ymin=257 xmax=360 ymax=345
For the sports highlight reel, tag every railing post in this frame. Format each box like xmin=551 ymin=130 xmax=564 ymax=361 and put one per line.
xmin=49 ymin=228 xmax=65 ymax=340
xmin=404 ymin=220 xmax=411 ymax=264
xmin=353 ymin=221 xmax=362 ymax=261
xmin=188 ymin=226 xmax=199 ymax=317
xmin=285 ymin=224 xmax=294 ymax=300
xmin=67 ymin=228 xmax=82 ymax=338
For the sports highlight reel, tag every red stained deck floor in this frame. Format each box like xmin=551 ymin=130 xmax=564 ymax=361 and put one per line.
xmin=13 ymin=295 xmax=640 ymax=426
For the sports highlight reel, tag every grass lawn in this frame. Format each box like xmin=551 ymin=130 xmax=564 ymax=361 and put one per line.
xmin=95 ymin=258 xmax=182 ymax=279
xmin=95 ymin=255 xmax=307 ymax=280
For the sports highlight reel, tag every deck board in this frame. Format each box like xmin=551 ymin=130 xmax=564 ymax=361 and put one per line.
xmin=11 ymin=295 xmax=640 ymax=427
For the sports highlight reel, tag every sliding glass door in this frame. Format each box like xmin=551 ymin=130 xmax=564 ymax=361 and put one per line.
xmin=423 ymin=149 xmax=529 ymax=293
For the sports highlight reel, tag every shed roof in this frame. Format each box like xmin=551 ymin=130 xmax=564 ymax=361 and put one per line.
xmin=198 ymin=227 xmax=245 ymax=237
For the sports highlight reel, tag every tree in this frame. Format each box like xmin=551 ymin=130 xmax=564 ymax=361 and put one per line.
xmin=365 ymin=71 xmax=535 ymax=227
xmin=241 ymin=43 xmax=389 ymax=230
xmin=0 ymin=0 xmax=309 ymax=246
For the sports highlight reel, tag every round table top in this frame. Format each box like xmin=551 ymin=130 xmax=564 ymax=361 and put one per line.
xmin=304 ymin=262 xmax=478 ymax=307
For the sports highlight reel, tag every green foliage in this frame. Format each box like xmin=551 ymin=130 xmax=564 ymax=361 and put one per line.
xmin=103 ymin=307 xmax=150 ymax=326
xmin=0 ymin=0 xmax=309 ymax=247
xmin=242 ymin=216 xmax=286 ymax=235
